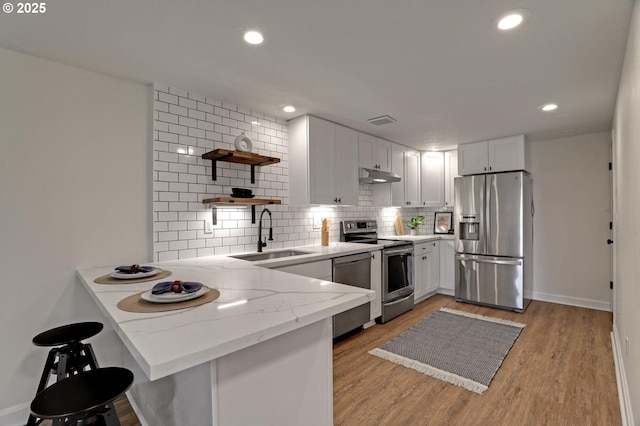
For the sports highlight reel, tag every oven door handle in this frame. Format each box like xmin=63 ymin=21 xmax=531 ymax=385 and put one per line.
xmin=384 ymin=247 xmax=414 ymax=256
xmin=384 ymin=294 xmax=414 ymax=306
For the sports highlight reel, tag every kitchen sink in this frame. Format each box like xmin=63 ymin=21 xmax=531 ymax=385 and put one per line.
xmin=230 ymin=249 xmax=313 ymax=262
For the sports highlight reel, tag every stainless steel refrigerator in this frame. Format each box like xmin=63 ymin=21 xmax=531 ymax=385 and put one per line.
xmin=454 ymin=171 xmax=533 ymax=312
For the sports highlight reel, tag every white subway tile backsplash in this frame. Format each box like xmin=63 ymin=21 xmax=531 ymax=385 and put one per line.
xmin=158 ymin=211 xmax=178 ymax=222
xmin=168 ymin=124 xmax=188 ymax=135
xmin=158 ymin=251 xmax=179 ymax=262
xmin=197 ymin=102 xmax=214 ymax=114
xmin=179 ymin=116 xmax=198 ymax=128
xmin=188 ymin=92 xmax=206 ymax=103
xmin=168 ymin=87 xmax=189 ymax=98
xmin=159 ymin=192 xmax=179 ymax=202
xmin=158 ymin=231 xmax=178 ymax=242
xmin=158 ymin=132 xmax=179 ymax=143
xmin=158 ymin=171 xmax=179 ymax=182
xmin=158 ymin=111 xmax=179 ymax=124
xmin=214 ymin=106 xmax=229 ymax=118
xmin=169 ymin=182 xmax=189 ymax=192
xmin=158 ymin=92 xmax=178 ymax=105
xmin=179 ymin=249 xmax=198 ymax=259
xmin=189 ymin=110 xmax=206 ymax=122
xmin=179 ymin=97 xmax=197 ymax=110
xmin=169 ymin=104 xmax=188 ymax=117
xmin=153 ymin=85 xmax=449 ymax=261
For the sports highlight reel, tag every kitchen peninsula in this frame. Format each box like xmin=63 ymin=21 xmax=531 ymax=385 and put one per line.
xmin=77 ymin=244 xmax=376 ymax=426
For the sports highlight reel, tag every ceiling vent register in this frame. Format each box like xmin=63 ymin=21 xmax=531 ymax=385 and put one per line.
xmin=367 ymin=115 xmax=397 ymax=126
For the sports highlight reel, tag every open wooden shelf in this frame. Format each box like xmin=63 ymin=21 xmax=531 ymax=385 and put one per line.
xmin=202 ymin=197 xmax=281 ymax=206
xmin=201 ymin=149 xmax=280 ymax=183
xmin=202 ymin=197 xmax=281 ymax=224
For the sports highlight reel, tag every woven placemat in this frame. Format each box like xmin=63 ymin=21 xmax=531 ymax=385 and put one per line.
xmin=117 ymin=288 xmax=220 ymax=313
xmin=94 ymin=270 xmax=172 ymax=284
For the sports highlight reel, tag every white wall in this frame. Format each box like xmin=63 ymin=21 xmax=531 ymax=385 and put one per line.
xmin=613 ymin=0 xmax=640 ymax=422
xmin=530 ymin=132 xmax=612 ymax=310
xmin=0 ymin=48 xmax=151 ymax=424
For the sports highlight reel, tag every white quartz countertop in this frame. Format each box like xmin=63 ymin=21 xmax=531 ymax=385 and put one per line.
xmin=77 ymin=242 xmax=377 ymax=381
xmin=379 ymin=233 xmax=455 ymax=243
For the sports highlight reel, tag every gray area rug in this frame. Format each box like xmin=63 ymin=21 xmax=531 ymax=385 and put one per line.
xmin=369 ymin=307 xmax=525 ymax=394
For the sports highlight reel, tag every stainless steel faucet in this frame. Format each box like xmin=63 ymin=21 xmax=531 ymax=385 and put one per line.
xmin=257 ymin=208 xmax=273 ymax=252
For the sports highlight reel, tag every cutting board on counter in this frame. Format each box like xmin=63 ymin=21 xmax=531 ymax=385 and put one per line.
xmin=394 ymin=216 xmax=405 ymax=235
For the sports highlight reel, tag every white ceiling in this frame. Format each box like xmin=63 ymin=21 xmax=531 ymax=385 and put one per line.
xmin=0 ymin=0 xmax=633 ymax=150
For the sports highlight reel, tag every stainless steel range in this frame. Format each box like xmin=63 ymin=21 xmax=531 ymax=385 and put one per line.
xmin=340 ymin=220 xmax=414 ymax=323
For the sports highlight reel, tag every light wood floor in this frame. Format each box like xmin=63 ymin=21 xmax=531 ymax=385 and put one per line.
xmin=110 ymin=295 xmax=621 ymax=425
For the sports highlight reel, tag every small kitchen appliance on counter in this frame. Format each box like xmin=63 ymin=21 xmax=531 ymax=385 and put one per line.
xmin=340 ymin=220 xmax=414 ymax=323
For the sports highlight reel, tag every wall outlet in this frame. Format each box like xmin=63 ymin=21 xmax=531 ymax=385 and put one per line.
xmin=204 ymin=220 xmax=213 ymax=234
xmin=313 ymin=213 xmax=323 ymax=229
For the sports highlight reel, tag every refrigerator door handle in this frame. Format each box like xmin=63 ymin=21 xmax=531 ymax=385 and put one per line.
xmin=456 ymin=254 xmax=523 ymax=266
xmin=485 ymin=174 xmax=491 ymax=254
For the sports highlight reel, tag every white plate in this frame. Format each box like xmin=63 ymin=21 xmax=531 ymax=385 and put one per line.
xmin=141 ymin=286 xmax=210 ymax=304
xmin=110 ymin=267 xmax=162 ymax=280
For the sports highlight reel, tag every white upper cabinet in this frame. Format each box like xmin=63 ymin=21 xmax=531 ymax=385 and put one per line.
xmin=334 ymin=124 xmax=359 ymax=205
xmin=404 ymin=150 xmax=421 ymax=206
xmin=458 ymin=134 xmax=530 ymax=175
xmin=359 ymin=133 xmax=391 ymax=172
xmin=444 ymin=150 xmax=458 ymax=207
xmin=421 ymin=151 xmax=444 ymax=207
xmin=375 ymin=138 xmax=392 ymax=172
xmin=373 ymin=143 xmax=420 ymax=207
xmin=457 ymin=141 xmax=487 ymax=175
xmin=289 ymin=115 xmax=359 ymax=205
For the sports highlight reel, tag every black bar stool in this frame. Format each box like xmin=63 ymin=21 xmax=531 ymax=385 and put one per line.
xmin=30 ymin=367 xmax=134 ymax=426
xmin=28 ymin=322 xmax=104 ymax=426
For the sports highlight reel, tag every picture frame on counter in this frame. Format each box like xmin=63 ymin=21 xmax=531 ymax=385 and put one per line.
xmin=434 ymin=212 xmax=453 ymax=234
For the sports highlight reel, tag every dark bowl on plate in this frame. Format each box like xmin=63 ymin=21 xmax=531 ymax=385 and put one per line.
xmin=232 ymin=187 xmax=253 ymax=197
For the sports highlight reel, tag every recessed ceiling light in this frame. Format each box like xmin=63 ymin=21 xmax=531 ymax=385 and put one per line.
xmin=538 ymin=103 xmax=558 ymax=112
xmin=243 ymin=30 xmax=264 ymax=45
xmin=282 ymin=105 xmax=296 ymax=113
xmin=496 ymin=9 xmax=531 ymax=31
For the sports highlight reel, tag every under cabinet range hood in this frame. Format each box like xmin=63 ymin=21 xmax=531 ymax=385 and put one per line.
xmin=359 ymin=168 xmax=401 ymax=184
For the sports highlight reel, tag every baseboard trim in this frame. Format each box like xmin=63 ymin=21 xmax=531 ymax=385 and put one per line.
xmin=0 ymin=401 xmax=29 ymax=426
xmin=527 ymin=291 xmax=611 ymax=311
xmin=612 ymin=328 xmax=634 ymax=425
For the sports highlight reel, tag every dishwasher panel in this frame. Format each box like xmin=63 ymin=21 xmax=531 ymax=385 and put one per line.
xmin=332 ymin=252 xmax=371 ymax=338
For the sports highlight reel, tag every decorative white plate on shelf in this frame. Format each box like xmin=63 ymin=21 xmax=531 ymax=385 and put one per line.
xmin=234 ymin=132 xmax=253 ymax=152
xmin=110 ymin=268 xmax=162 ymax=280
xmin=141 ymin=286 xmax=210 ymax=304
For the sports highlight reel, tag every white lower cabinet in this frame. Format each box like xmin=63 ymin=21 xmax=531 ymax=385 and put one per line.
xmin=414 ymin=241 xmax=440 ymax=302
xmin=439 ymin=239 xmax=455 ymax=295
